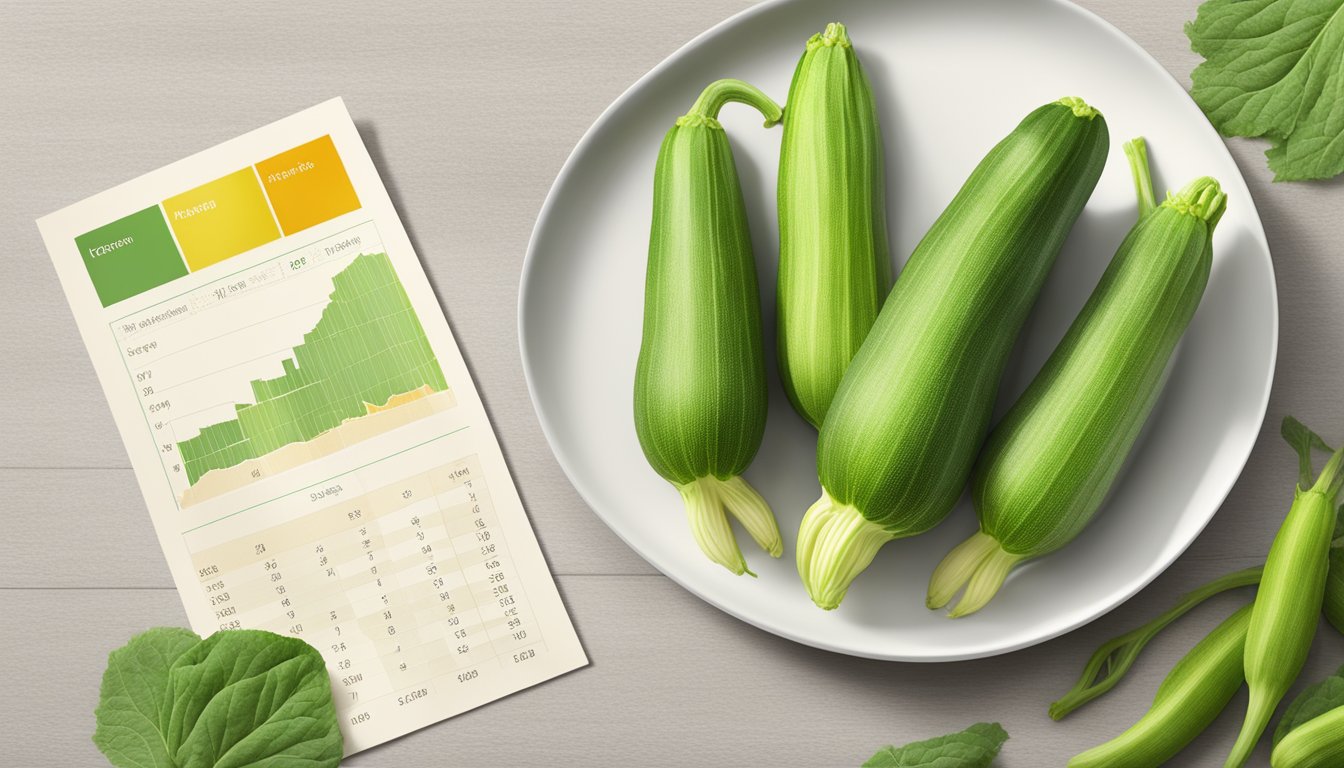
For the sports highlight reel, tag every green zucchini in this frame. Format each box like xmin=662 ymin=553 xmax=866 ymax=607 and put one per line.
xmin=634 ymin=79 xmax=784 ymax=576
xmin=797 ymin=98 xmax=1108 ymax=610
xmin=928 ymin=138 xmax=1224 ymax=617
xmin=1068 ymin=603 xmax=1252 ymax=768
xmin=1272 ymin=704 xmax=1344 ymax=768
xmin=776 ymin=22 xmax=891 ymax=428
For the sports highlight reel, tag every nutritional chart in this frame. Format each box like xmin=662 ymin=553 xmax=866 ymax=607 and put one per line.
xmin=109 ymin=221 xmax=460 ymax=508
xmin=185 ymin=450 xmax=546 ymax=733
xmin=41 ymin=99 xmax=585 ymax=755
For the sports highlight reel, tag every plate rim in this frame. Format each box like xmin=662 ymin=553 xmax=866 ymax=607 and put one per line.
xmin=516 ymin=0 xmax=1280 ymax=661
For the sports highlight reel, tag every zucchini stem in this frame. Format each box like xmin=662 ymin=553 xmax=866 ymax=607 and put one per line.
xmin=1055 ymin=96 xmax=1100 ymax=120
xmin=796 ymin=490 xmax=894 ymax=609
xmin=1163 ymin=176 xmax=1227 ymax=228
xmin=1049 ymin=565 xmax=1262 ymax=720
xmin=1311 ymin=444 xmax=1344 ymax=498
xmin=1124 ymin=137 xmax=1158 ymax=217
xmin=807 ymin=21 xmax=852 ymax=50
xmin=678 ymin=475 xmax=782 ymax=577
xmin=683 ymin=78 xmax=783 ymax=128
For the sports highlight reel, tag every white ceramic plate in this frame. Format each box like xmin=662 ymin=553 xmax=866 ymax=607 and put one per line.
xmin=519 ymin=0 xmax=1277 ymax=660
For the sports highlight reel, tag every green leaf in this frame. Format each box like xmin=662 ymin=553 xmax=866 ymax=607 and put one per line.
xmin=1325 ymin=545 xmax=1344 ymax=635
xmin=862 ymin=723 xmax=1008 ymax=767
xmin=94 ymin=628 xmax=202 ymax=768
xmin=167 ymin=630 xmax=342 ymax=768
xmin=1274 ymin=665 xmax=1344 ymax=745
xmin=93 ymin=628 xmax=343 ymax=768
xmin=1187 ymin=0 xmax=1344 ymax=181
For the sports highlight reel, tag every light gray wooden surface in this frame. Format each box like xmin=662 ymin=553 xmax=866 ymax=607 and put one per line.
xmin=4 ymin=1 xmax=1342 ymax=765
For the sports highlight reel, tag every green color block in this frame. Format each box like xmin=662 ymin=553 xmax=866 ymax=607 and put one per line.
xmin=75 ymin=206 xmax=187 ymax=307
xmin=177 ymin=252 xmax=447 ymax=484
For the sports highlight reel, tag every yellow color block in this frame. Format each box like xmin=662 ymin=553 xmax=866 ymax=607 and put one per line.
xmin=256 ymin=135 xmax=361 ymax=236
xmin=164 ymin=168 xmax=280 ymax=271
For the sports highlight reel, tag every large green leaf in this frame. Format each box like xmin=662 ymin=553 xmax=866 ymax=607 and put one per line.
xmin=862 ymin=723 xmax=1008 ymax=767
xmin=1326 ymin=543 xmax=1344 ymax=635
xmin=94 ymin=628 xmax=342 ymax=768
xmin=167 ymin=630 xmax=342 ymax=768
xmin=1187 ymin=0 xmax=1344 ymax=181
xmin=94 ymin=628 xmax=202 ymax=768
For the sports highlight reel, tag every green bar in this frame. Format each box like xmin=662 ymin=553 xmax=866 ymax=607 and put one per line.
xmin=177 ymin=252 xmax=447 ymax=484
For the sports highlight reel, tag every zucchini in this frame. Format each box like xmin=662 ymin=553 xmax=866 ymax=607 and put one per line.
xmin=1271 ymin=703 xmax=1344 ymax=768
xmin=776 ymin=22 xmax=892 ymax=428
xmin=1068 ymin=603 xmax=1251 ymax=768
xmin=797 ymin=98 xmax=1108 ymax=609
xmin=927 ymin=138 xmax=1224 ymax=617
xmin=634 ymin=79 xmax=784 ymax=576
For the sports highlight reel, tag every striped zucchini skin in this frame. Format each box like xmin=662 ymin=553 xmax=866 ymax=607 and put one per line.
xmin=635 ymin=110 xmax=765 ymax=485
xmin=634 ymin=80 xmax=784 ymax=576
xmin=978 ymin=179 xmax=1218 ymax=555
xmin=978 ymin=181 xmax=1220 ymax=554
xmin=797 ymin=99 xmax=1108 ymax=609
xmin=927 ymin=169 xmax=1224 ymax=617
xmin=1230 ymin=469 xmax=1342 ymax=767
xmin=1272 ymin=704 xmax=1344 ymax=768
xmin=776 ymin=22 xmax=891 ymax=428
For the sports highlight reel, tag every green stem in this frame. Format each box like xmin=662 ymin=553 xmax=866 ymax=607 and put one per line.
xmin=813 ymin=21 xmax=852 ymax=49
xmin=1163 ymin=176 xmax=1227 ymax=228
xmin=1056 ymin=96 xmax=1100 ymax=120
xmin=684 ymin=78 xmax=783 ymax=128
xmin=1049 ymin=565 xmax=1262 ymax=720
xmin=1124 ymin=137 xmax=1158 ymax=218
xmin=1311 ymin=444 xmax=1344 ymax=499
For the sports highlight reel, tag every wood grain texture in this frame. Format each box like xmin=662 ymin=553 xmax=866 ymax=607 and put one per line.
xmin=3 ymin=0 xmax=1342 ymax=765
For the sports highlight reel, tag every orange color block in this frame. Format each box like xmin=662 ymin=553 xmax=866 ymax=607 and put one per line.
xmin=256 ymin=135 xmax=361 ymax=236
